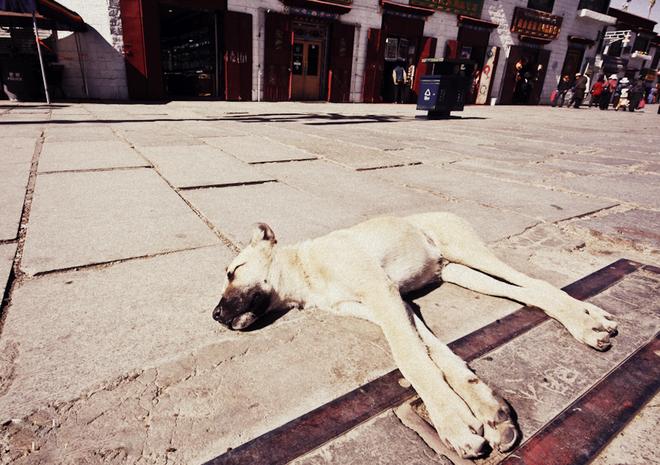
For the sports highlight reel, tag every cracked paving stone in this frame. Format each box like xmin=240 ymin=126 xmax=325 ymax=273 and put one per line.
xmin=20 ymin=169 xmax=219 ymax=275
xmin=367 ymin=164 xmax=618 ymax=223
xmin=38 ymin=141 xmax=149 ymax=173
xmin=573 ymin=209 xmax=660 ymax=252
xmin=137 ymin=144 xmax=275 ymax=189
xmin=0 ymin=245 xmax=233 ymax=421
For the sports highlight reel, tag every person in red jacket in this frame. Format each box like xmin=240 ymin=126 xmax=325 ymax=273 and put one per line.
xmin=590 ymin=75 xmax=606 ymax=107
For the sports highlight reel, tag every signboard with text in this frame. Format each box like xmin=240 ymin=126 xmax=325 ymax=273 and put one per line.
xmin=410 ymin=0 xmax=484 ymax=18
xmin=510 ymin=7 xmax=562 ymax=40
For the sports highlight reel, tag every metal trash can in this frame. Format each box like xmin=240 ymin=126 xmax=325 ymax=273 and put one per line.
xmin=417 ymin=58 xmax=476 ymax=119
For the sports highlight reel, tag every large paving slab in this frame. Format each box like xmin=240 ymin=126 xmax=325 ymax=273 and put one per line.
xmin=138 ymin=145 xmax=276 ymax=188
xmin=0 ymin=139 xmax=34 ymax=241
xmin=549 ymin=172 xmax=660 ymax=209
xmin=44 ymin=125 xmax=119 ymax=142
xmin=183 ymin=182 xmax=365 ymax=246
xmin=367 ymin=164 xmax=618 ymax=222
xmin=253 ymin=126 xmax=417 ymax=170
xmin=203 ymin=135 xmax=317 ymax=164
xmin=0 ymin=245 xmax=232 ymax=421
xmin=572 ymin=209 xmax=660 ymax=252
xmin=20 ymin=169 xmax=219 ymax=275
xmin=261 ymin=160 xmax=539 ymax=242
xmin=38 ymin=140 xmax=149 ymax=173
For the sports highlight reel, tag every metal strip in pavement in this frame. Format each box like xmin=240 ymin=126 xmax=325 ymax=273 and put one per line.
xmin=499 ymin=332 xmax=660 ymax=465
xmin=203 ymin=259 xmax=644 ymax=465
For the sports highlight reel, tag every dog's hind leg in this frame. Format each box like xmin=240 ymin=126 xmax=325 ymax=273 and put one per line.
xmin=411 ymin=312 xmax=518 ymax=452
xmin=440 ymin=263 xmax=617 ymax=350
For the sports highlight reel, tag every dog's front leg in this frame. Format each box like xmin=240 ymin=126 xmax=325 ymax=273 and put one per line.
xmin=411 ymin=313 xmax=518 ymax=453
xmin=359 ymin=284 xmax=489 ymax=458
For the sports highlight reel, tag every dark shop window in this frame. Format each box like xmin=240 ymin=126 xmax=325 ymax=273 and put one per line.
xmin=633 ymin=35 xmax=650 ymax=53
xmin=527 ymin=0 xmax=555 ymax=13
xmin=577 ymin=0 xmax=609 ymax=13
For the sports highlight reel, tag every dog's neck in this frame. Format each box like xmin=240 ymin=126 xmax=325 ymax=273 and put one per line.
xmin=267 ymin=244 xmax=311 ymax=310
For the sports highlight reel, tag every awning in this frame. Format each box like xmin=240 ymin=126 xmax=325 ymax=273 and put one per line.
xmin=380 ymin=0 xmax=435 ymax=16
xmin=568 ymin=35 xmax=596 ymax=46
xmin=280 ymin=0 xmax=352 ymax=14
xmin=457 ymin=15 xmax=498 ymax=29
xmin=0 ymin=0 xmax=86 ymax=31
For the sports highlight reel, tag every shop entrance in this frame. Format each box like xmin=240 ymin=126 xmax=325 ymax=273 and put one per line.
xmin=292 ymin=40 xmax=322 ymax=100
xmin=499 ymin=45 xmax=550 ymax=105
xmin=291 ymin=20 xmax=327 ymax=101
xmin=159 ymin=5 xmax=218 ymax=98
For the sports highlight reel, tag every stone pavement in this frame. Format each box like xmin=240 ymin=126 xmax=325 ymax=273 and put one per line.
xmin=0 ymin=101 xmax=658 ymax=465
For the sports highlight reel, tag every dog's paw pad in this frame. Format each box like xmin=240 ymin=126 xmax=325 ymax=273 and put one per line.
xmin=452 ymin=434 xmax=489 ymax=459
xmin=583 ymin=329 xmax=612 ymax=351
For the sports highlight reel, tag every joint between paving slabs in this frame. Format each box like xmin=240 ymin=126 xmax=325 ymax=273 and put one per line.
xmin=38 ymin=165 xmax=153 ymax=176
xmin=0 ymin=129 xmax=46 ymax=336
xmin=28 ymin=244 xmax=220 ymax=279
xmin=111 ymin=127 xmax=241 ymax=254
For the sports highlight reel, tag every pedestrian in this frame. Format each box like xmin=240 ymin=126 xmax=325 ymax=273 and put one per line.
xmin=614 ymin=77 xmax=630 ymax=111
xmin=552 ymin=74 xmax=571 ymax=107
xmin=628 ymin=79 xmax=644 ymax=112
xmin=392 ymin=62 xmax=407 ymax=104
xmin=570 ymin=73 xmax=588 ymax=108
xmin=590 ymin=75 xmax=605 ymax=107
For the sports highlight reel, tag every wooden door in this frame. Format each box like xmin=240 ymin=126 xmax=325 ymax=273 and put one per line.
xmin=291 ymin=40 xmax=323 ymax=100
xmin=328 ymin=21 xmax=354 ymax=103
xmin=223 ymin=10 xmax=252 ymax=101
xmin=362 ymin=28 xmax=382 ymax=103
xmin=264 ymin=11 xmax=292 ymax=101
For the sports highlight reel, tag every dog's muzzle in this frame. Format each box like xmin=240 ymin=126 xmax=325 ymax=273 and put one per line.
xmin=212 ymin=290 xmax=271 ymax=331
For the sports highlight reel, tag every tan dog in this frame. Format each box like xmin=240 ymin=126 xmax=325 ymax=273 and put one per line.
xmin=212 ymin=212 xmax=617 ymax=458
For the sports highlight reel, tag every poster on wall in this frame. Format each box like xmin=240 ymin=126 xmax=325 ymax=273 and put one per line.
xmin=475 ymin=46 xmax=498 ymax=105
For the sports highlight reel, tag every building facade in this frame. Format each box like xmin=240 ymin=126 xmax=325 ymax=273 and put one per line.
xmin=3 ymin=0 xmax=658 ymax=104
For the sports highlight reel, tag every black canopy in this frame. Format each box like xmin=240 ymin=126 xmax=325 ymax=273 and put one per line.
xmin=0 ymin=0 xmax=86 ymax=31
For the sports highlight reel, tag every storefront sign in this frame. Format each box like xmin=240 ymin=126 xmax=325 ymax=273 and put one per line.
xmin=284 ymin=6 xmax=341 ymax=19
xmin=410 ymin=0 xmax=484 ymax=17
xmin=510 ymin=7 xmax=562 ymax=40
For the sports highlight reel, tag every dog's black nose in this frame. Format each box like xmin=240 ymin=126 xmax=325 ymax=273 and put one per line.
xmin=212 ymin=304 xmax=225 ymax=323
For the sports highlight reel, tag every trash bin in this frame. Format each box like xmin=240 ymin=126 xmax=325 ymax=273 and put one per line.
xmin=417 ymin=58 xmax=476 ymax=119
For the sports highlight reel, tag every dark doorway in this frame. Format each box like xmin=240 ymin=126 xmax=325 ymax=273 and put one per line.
xmin=159 ymin=5 xmax=218 ymax=98
xmin=500 ymin=45 xmax=551 ymax=105
xmin=560 ymin=45 xmax=585 ymax=79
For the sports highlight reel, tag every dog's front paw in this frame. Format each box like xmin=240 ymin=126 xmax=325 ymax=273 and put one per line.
xmin=482 ymin=402 xmax=519 ymax=452
xmin=560 ymin=302 xmax=619 ymax=351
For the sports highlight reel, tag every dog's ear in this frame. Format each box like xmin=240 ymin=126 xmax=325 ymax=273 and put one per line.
xmin=251 ymin=223 xmax=277 ymax=245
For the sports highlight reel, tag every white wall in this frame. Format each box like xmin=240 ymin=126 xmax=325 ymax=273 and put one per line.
xmin=56 ymin=0 xmax=128 ymax=100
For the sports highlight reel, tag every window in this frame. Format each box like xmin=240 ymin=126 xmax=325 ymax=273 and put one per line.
xmin=527 ymin=0 xmax=554 ymax=13
xmin=633 ymin=35 xmax=650 ymax=53
xmin=577 ymin=0 xmax=609 ymax=13
xmin=385 ymin=38 xmax=398 ymax=61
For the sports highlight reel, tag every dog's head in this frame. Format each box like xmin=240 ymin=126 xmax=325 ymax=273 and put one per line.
xmin=212 ymin=223 xmax=278 ymax=330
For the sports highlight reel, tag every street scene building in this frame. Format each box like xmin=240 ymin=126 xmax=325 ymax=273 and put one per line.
xmin=1 ymin=0 xmax=658 ymax=104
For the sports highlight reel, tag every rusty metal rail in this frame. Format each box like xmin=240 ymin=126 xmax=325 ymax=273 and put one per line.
xmin=500 ymin=332 xmax=660 ymax=465
xmin=203 ymin=259 xmax=645 ymax=465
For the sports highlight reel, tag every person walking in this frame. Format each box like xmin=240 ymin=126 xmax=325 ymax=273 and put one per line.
xmin=570 ymin=73 xmax=588 ymax=108
xmin=552 ymin=75 xmax=571 ymax=107
xmin=629 ymin=79 xmax=644 ymax=112
xmin=392 ymin=62 xmax=407 ymax=104
xmin=590 ymin=75 xmax=605 ymax=107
